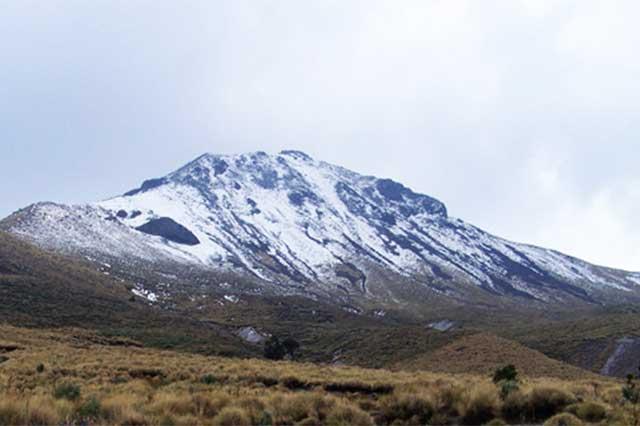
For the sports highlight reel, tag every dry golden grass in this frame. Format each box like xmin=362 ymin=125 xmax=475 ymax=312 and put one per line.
xmin=0 ymin=324 xmax=634 ymax=425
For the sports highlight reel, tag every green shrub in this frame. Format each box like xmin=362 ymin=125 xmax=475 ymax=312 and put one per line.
xmin=264 ymin=336 xmax=286 ymax=360
xmin=53 ymin=382 xmax=81 ymax=401
xmin=77 ymin=396 xmax=101 ymax=418
xmin=257 ymin=410 xmax=274 ymax=426
xmin=200 ymin=374 xmax=217 ymax=385
xmin=543 ymin=412 xmax=583 ymax=426
xmin=493 ymin=365 xmax=518 ymax=384
xmin=499 ymin=380 xmax=519 ymax=399
xmin=36 ymin=363 xmax=45 ymax=373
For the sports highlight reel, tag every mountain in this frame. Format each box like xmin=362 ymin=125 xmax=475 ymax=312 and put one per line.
xmin=2 ymin=150 xmax=639 ymax=310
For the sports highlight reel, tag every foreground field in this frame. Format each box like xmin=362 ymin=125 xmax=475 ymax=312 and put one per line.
xmin=0 ymin=325 xmax=636 ymax=425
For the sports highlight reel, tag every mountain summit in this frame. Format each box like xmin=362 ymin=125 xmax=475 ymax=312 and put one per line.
xmin=3 ymin=150 xmax=639 ymax=308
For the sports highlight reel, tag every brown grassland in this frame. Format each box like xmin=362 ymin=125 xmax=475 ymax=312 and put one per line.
xmin=0 ymin=325 xmax=637 ymax=426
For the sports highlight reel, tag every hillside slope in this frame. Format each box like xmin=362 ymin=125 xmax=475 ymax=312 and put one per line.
xmin=394 ymin=333 xmax=598 ymax=380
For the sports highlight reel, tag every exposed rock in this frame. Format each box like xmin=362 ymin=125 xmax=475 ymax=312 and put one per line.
xmin=136 ymin=217 xmax=200 ymax=246
xmin=237 ymin=327 xmax=266 ymax=344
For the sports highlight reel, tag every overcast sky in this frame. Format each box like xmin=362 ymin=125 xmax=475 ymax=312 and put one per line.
xmin=1 ymin=1 xmax=639 ymax=271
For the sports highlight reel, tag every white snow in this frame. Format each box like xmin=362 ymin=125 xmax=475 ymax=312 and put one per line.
xmin=5 ymin=151 xmax=639 ymax=304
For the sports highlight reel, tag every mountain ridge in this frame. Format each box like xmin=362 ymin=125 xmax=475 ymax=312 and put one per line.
xmin=2 ymin=150 xmax=639 ymax=309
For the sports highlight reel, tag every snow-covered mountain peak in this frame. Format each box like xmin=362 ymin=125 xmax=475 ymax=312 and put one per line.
xmin=2 ymin=151 xmax=639 ymax=307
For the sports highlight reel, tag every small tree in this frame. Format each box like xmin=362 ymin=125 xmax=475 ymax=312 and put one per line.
xmin=264 ymin=336 xmax=286 ymax=360
xmin=282 ymin=337 xmax=300 ymax=360
xmin=493 ymin=364 xmax=518 ymax=384
xmin=623 ymin=366 xmax=640 ymax=426
xmin=493 ymin=364 xmax=519 ymax=399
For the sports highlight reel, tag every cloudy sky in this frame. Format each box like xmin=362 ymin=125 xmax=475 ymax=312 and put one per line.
xmin=1 ymin=1 xmax=639 ymax=270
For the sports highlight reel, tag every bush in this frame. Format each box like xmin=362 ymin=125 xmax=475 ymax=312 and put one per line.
xmin=200 ymin=374 xmax=217 ymax=385
xmin=543 ymin=413 xmax=583 ymax=426
xmin=212 ymin=407 xmax=251 ymax=426
xmin=36 ymin=363 xmax=45 ymax=373
xmin=528 ymin=387 xmax=576 ymax=421
xmin=499 ymin=380 xmax=519 ymax=399
xmin=282 ymin=337 xmax=301 ymax=359
xmin=257 ymin=410 xmax=274 ymax=426
xmin=325 ymin=404 xmax=373 ymax=426
xmin=77 ymin=396 xmax=102 ymax=419
xmin=264 ymin=336 xmax=287 ymax=360
xmin=380 ymin=393 xmax=434 ymax=425
xmin=493 ymin=365 xmax=518 ymax=384
xmin=566 ymin=401 xmax=606 ymax=422
xmin=53 ymin=382 xmax=81 ymax=401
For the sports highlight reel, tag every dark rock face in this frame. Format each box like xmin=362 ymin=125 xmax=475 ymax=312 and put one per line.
xmin=212 ymin=159 xmax=229 ymax=176
xmin=288 ymin=189 xmax=318 ymax=207
xmin=124 ymin=178 xmax=168 ymax=197
xmin=136 ymin=218 xmax=200 ymax=246
xmin=375 ymin=179 xmax=447 ymax=217
xmin=116 ymin=210 xmax=128 ymax=219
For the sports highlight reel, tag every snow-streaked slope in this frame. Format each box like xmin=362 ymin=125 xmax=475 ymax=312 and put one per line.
xmin=3 ymin=150 xmax=639 ymax=305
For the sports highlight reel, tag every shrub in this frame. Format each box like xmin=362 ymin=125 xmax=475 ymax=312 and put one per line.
xmin=528 ymin=387 xmax=576 ymax=421
xmin=325 ymin=403 xmax=373 ymax=426
xmin=77 ymin=396 xmax=102 ymax=419
xmin=566 ymin=401 xmax=606 ymax=422
xmin=36 ymin=363 xmax=45 ymax=373
xmin=499 ymin=380 xmax=519 ymax=399
xmin=543 ymin=412 xmax=583 ymax=426
xmin=264 ymin=336 xmax=286 ymax=360
xmin=200 ymin=374 xmax=217 ymax=385
xmin=380 ymin=393 xmax=435 ymax=425
xmin=257 ymin=410 xmax=274 ymax=426
xmin=212 ymin=407 xmax=251 ymax=426
xmin=493 ymin=364 xmax=518 ymax=384
xmin=53 ymin=382 xmax=81 ymax=401
xmin=282 ymin=337 xmax=301 ymax=359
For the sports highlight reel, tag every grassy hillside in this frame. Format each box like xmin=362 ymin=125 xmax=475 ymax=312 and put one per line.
xmin=0 ymin=325 xmax=632 ymax=425
xmin=2 ymin=230 xmax=638 ymax=379
xmin=393 ymin=333 xmax=599 ymax=381
xmin=0 ymin=232 xmax=256 ymax=357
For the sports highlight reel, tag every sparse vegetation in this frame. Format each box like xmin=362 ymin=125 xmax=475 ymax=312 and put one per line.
xmin=0 ymin=324 xmax=631 ymax=425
